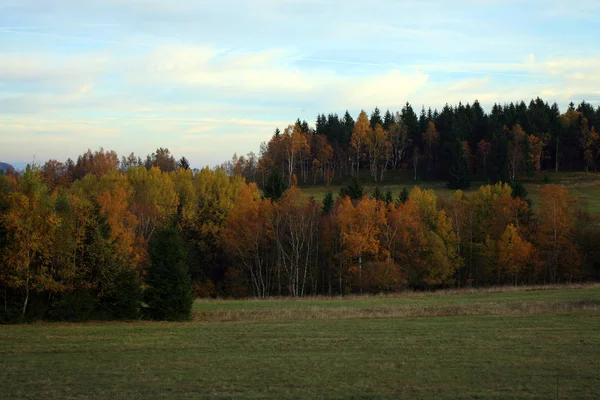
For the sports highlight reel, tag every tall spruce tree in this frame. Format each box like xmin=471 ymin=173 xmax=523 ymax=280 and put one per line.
xmin=263 ymin=169 xmax=287 ymax=201
xmin=144 ymin=226 xmax=194 ymax=321
xmin=489 ymin=130 xmax=510 ymax=183
xmin=447 ymin=139 xmax=471 ymax=189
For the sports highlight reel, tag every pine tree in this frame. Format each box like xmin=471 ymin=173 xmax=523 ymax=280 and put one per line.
xmin=370 ymin=186 xmax=385 ymax=201
xmin=263 ymin=169 xmax=287 ymax=201
xmin=144 ymin=226 xmax=194 ymax=321
xmin=489 ymin=130 xmax=509 ymax=183
xmin=339 ymin=177 xmax=364 ymax=200
xmin=447 ymin=139 xmax=471 ymax=189
xmin=385 ymin=189 xmax=393 ymax=205
xmin=398 ymin=187 xmax=409 ymax=204
xmin=322 ymin=191 xmax=334 ymax=215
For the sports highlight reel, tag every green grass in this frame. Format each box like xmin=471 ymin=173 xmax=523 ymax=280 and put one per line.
xmin=299 ymin=171 xmax=600 ymax=214
xmin=1 ymin=286 xmax=600 ymax=399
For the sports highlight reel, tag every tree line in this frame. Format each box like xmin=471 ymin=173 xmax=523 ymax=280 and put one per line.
xmin=251 ymin=98 xmax=599 ymax=189
xmin=1 ymin=142 xmax=599 ymax=322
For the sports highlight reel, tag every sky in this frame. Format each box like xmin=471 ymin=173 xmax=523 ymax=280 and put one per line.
xmin=1 ymin=0 xmax=599 ymax=168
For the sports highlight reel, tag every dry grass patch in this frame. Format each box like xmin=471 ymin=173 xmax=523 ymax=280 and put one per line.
xmin=193 ymin=285 xmax=600 ymax=323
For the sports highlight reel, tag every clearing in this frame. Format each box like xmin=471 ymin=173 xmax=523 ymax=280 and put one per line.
xmin=1 ymin=285 xmax=599 ymax=399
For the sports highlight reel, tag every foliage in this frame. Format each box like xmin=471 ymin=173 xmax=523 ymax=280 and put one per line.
xmin=339 ymin=177 xmax=364 ymax=200
xmin=322 ymin=191 xmax=334 ymax=215
xmin=263 ymin=169 xmax=287 ymax=201
xmin=144 ymin=226 xmax=194 ymax=321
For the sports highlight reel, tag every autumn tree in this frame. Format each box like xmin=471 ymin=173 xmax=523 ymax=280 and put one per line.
xmin=73 ymin=148 xmax=119 ymax=180
xmin=282 ymin=123 xmax=309 ymax=187
xmin=536 ymin=185 xmax=581 ymax=283
xmin=42 ymin=159 xmax=71 ymax=191
xmin=335 ymin=196 xmax=386 ymax=293
xmin=127 ymin=166 xmax=178 ymax=242
xmin=351 ymin=111 xmax=371 ymax=176
xmin=366 ymin=123 xmax=392 ymax=182
xmin=1 ymin=166 xmax=59 ymax=316
xmin=422 ymin=121 xmax=438 ymax=174
xmin=507 ymin=124 xmax=527 ymax=181
xmin=275 ymin=187 xmax=321 ymax=296
xmin=388 ymin=113 xmax=410 ymax=172
xmin=221 ymin=184 xmax=275 ymax=297
xmin=184 ymin=168 xmax=245 ymax=292
xmin=145 ymin=148 xmax=178 ymax=172
xmin=477 ymin=139 xmax=491 ymax=175
xmin=496 ymin=224 xmax=533 ymax=284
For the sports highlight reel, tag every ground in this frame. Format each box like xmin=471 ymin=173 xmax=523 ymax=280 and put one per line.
xmin=1 ymin=285 xmax=599 ymax=399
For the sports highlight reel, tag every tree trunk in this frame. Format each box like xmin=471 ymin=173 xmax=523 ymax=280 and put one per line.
xmin=358 ymin=253 xmax=362 ymax=295
xmin=555 ymin=136 xmax=559 ymax=172
xmin=22 ymin=270 xmax=30 ymax=316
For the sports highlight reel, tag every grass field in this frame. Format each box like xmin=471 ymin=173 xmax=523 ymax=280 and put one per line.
xmin=1 ymin=285 xmax=600 ymax=399
xmin=299 ymin=171 xmax=600 ymax=214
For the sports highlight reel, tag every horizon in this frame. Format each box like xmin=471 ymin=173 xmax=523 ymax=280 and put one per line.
xmin=1 ymin=0 xmax=599 ymax=168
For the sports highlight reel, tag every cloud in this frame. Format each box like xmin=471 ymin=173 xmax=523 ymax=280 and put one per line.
xmin=133 ymin=46 xmax=321 ymax=96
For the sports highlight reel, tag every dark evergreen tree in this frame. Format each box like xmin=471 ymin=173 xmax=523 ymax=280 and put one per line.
xmin=384 ymin=189 xmax=393 ymax=205
xmin=398 ymin=187 xmax=409 ymax=204
xmin=263 ymin=169 xmax=287 ymax=201
xmin=178 ymin=157 xmax=190 ymax=170
xmin=370 ymin=186 xmax=385 ymax=201
xmin=339 ymin=177 xmax=364 ymax=200
xmin=144 ymin=226 xmax=194 ymax=321
xmin=447 ymin=139 xmax=471 ymax=189
xmin=322 ymin=191 xmax=334 ymax=215
xmin=383 ymin=109 xmax=393 ymax=130
xmin=370 ymin=107 xmax=383 ymax=129
xmin=419 ymin=106 xmax=428 ymax=135
xmin=489 ymin=130 xmax=510 ymax=183
xmin=511 ymin=181 xmax=528 ymax=200
xmin=401 ymin=102 xmax=419 ymax=146
xmin=342 ymin=111 xmax=355 ymax=146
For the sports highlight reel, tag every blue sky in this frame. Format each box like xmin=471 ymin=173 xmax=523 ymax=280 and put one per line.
xmin=1 ymin=0 xmax=599 ymax=168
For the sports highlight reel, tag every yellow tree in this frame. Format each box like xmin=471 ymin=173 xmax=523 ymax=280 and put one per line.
xmin=282 ymin=123 xmax=309 ymax=187
xmin=527 ymin=134 xmax=546 ymax=173
xmin=221 ymin=183 xmax=275 ymax=298
xmin=383 ymin=200 xmax=428 ymax=288
xmin=422 ymin=121 xmax=438 ymax=173
xmin=580 ymin=126 xmax=599 ymax=172
xmin=188 ymin=167 xmax=246 ymax=287
xmin=97 ymin=186 xmax=140 ymax=266
xmin=351 ymin=110 xmax=371 ymax=177
xmin=1 ymin=167 xmax=60 ymax=315
xmin=335 ymin=196 xmax=385 ymax=293
xmin=496 ymin=224 xmax=533 ymax=284
xmin=366 ymin=123 xmax=392 ymax=182
xmin=275 ymin=187 xmax=320 ymax=296
xmin=311 ymin=134 xmax=333 ymax=184
xmin=127 ymin=166 xmax=178 ymax=241
xmin=170 ymin=167 xmax=197 ymax=223
xmin=536 ymin=185 xmax=581 ymax=283
xmin=388 ymin=113 xmax=409 ymax=172
xmin=507 ymin=124 xmax=527 ymax=181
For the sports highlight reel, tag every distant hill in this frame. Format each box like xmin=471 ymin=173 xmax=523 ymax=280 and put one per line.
xmin=0 ymin=162 xmax=15 ymax=173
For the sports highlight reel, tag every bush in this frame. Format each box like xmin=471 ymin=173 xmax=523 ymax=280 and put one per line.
xmin=144 ymin=226 xmax=194 ymax=321
xmin=97 ymin=268 xmax=143 ymax=320
xmin=47 ymin=292 xmax=98 ymax=322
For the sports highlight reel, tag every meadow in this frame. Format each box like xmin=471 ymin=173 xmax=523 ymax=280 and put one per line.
xmin=298 ymin=171 xmax=600 ymax=214
xmin=1 ymin=285 xmax=599 ymax=399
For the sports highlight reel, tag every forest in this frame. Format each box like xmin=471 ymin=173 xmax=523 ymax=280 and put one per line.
xmin=1 ymin=97 xmax=600 ymax=322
